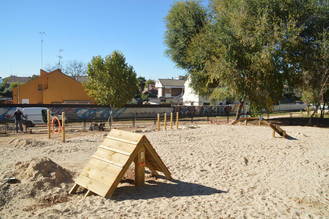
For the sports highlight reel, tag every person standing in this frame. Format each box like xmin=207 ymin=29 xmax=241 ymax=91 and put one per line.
xmin=13 ymin=109 xmax=24 ymax=133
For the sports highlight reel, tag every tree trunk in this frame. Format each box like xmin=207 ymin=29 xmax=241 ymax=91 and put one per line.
xmin=308 ymin=104 xmax=319 ymax=124
xmin=234 ymin=100 xmax=245 ymax=121
xmin=320 ymin=103 xmax=325 ymax=119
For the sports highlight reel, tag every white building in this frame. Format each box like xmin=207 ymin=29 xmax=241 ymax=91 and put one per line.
xmin=183 ymin=77 xmax=224 ymax=106
xmin=155 ymin=78 xmax=185 ymax=104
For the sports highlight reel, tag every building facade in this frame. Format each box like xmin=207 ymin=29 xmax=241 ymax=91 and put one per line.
xmin=12 ymin=69 xmax=94 ymax=104
xmin=155 ymin=78 xmax=185 ymax=104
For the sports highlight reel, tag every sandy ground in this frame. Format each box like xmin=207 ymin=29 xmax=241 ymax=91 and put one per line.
xmin=0 ymin=124 xmax=328 ymax=218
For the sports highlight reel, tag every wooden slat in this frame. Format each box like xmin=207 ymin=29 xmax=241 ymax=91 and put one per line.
xmin=94 ymin=148 xmax=129 ymax=165
xmin=91 ymin=155 xmax=124 ymax=168
xmin=142 ymin=137 xmax=172 ymax=179
xmin=105 ymin=144 xmax=141 ymax=198
xmin=109 ymin=129 xmax=143 ymax=142
xmin=102 ymin=138 xmax=135 ymax=154
xmin=99 ymin=145 xmax=131 ymax=156
xmin=75 ymin=174 xmax=110 ymax=197
xmin=107 ymin=136 xmax=139 ymax=145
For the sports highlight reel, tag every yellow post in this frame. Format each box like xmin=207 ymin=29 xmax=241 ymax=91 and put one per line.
xmin=176 ymin=112 xmax=179 ymax=129
xmin=164 ymin=113 xmax=167 ymax=130
xmin=157 ymin=113 xmax=160 ymax=131
xmin=47 ymin=109 xmax=51 ymax=139
xmin=170 ymin=112 xmax=173 ymax=129
xmin=62 ymin=112 xmax=65 ymax=143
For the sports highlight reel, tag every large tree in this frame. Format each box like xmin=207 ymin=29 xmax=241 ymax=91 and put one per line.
xmin=85 ymin=51 xmax=138 ymax=107
xmin=165 ymin=0 xmax=328 ymax=120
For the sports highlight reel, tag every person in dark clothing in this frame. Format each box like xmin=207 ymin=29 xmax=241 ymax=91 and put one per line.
xmin=13 ymin=109 xmax=24 ymax=133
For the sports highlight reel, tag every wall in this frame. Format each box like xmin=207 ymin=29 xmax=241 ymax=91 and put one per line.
xmin=12 ymin=69 xmax=93 ymax=104
xmin=12 ymin=77 xmax=44 ymax=104
xmin=43 ymin=71 xmax=92 ymax=104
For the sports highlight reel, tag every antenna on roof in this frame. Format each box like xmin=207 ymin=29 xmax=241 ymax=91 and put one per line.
xmin=58 ymin=49 xmax=64 ymax=69
xmin=39 ymin=32 xmax=46 ymax=69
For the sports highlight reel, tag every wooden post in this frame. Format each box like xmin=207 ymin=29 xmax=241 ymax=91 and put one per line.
xmin=157 ymin=113 xmax=160 ymax=131
xmin=290 ymin=112 xmax=292 ymax=118
xmin=176 ymin=112 xmax=179 ymax=129
xmin=164 ymin=113 xmax=167 ymax=130
xmin=170 ymin=112 xmax=173 ymax=129
xmin=83 ymin=120 xmax=86 ymax=131
xmin=62 ymin=112 xmax=65 ymax=143
xmin=272 ymin=129 xmax=275 ymax=137
xmin=47 ymin=109 xmax=51 ymax=139
xmin=134 ymin=147 xmax=145 ymax=186
xmin=245 ymin=119 xmax=248 ymax=126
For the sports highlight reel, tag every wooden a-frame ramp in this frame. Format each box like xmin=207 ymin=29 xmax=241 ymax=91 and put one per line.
xmin=69 ymin=129 xmax=172 ymax=198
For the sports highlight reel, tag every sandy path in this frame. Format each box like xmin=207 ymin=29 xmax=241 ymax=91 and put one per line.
xmin=0 ymin=125 xmax=328 ymax=218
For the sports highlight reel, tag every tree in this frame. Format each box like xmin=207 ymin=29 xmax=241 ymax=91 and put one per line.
xmin=165 ymin=0 xmax=208 ymax=69
xmin=165 ymin=0 xmax=328 ymax=120
xmin=64 ymin=61 xmax=87 ymax=80
xmin=45 ymin=60 xmax=87 ymax=80
xmin=85 ymin=51 xmax=138 ymax=107
xmin=166 ymin=0 xmax=295 ymax=119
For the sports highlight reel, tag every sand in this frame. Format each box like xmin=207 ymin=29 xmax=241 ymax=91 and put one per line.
xmin=0 ymin=124 xmax=328 ymax=218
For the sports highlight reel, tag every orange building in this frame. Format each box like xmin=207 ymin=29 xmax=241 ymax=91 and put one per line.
xmin=12 ymin=69 xmax=94 ymax=104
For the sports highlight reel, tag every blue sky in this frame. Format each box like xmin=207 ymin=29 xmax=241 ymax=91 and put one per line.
xmin=0 ymin=0 xmax=207 ymax=80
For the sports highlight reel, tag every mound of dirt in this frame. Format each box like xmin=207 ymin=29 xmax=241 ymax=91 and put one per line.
xmin=14 ymin=157 xmax=73 ymax=187
xmin=8 ymin=138 xmax=48 ymax=148
xmin=0 ymin=158 xmax=73 ymax=210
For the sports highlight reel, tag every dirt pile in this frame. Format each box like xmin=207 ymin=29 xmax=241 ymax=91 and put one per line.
xmin=0 ymin=157 xmax=73 ymax=212
xmin=8 ymin=138 xmax=49 ymax=148
xmin=14 ymin=157 xmax=73 ymax=186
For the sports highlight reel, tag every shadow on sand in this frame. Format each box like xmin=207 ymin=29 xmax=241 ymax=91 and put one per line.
xmin=111 ymin=178 xmax=228 ymax=201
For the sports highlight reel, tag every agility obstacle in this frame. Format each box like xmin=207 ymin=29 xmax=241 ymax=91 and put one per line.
xmin=47 ymin=110 xmax=66 ymax=142
xmin=231 ymin=117 xmax=289 ymax=139
xmin=69 ymin=129 xmax=172 ymax=198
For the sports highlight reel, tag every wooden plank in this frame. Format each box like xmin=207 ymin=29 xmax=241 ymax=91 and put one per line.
xmin=84 ymin=190 xmax=92 ymax=198
xmin=107 ymin=136 xmax=139 ymax=145
xmin=142 ymin=137 xmax=172 ymax=179
xmin=134 ymin=146 xmax=145 ymax=186
xmin=69 ymin=183 xmax=79 ymax=194
xmin=108 ymin=129 xmax=143 ymax=143
xmin=99 ymin=145 xmax=131 ymax=156
xmin=75 ymin=174 xmax=111 ymax=197
xmin=105 ymin=143 xmax=142 ymax=198
xmin=94 ymin=148 xmax=129 ymax=165
xmin=102 ymin=138 xmax=135 ymax=153
xmin=91 ymin=155 xmax=124 ymax=168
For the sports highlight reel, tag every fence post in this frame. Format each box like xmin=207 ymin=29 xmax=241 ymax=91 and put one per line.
xmin=176 ymin=112 xmax=179 ymax=129
xmin=47 ymin=109 xmax=51 ymax=139
xmin=170 ymin=112 xmax=173 ymax=129
xmin=62 ymin=112 xmax=65 ymax=143
xmin=164 ymin=113 xmax=167 ymax=130
xmin=132 ymin=113 xmax=136 ymax=128
xmin=157 ymin=113 xmax=160 ymax=131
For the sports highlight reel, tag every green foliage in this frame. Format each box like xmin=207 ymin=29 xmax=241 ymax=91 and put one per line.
xmin=165 ymin=0 xmax=329 ymax=114
xmin=137 ymin=77 xmax=146 ymax=93
xmin=145 ymin=79 xmax=155 ymax=88
xmin=165 ymin=0 xmax=208 ymax=69
xmin=0 ymin=79 xmax=21 ymax=98
xmin=85 ymin=51 xmax=138 ymax=107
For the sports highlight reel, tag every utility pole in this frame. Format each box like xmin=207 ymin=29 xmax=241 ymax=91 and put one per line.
xmin=39 ymin=32 xmax=46 ymax=69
